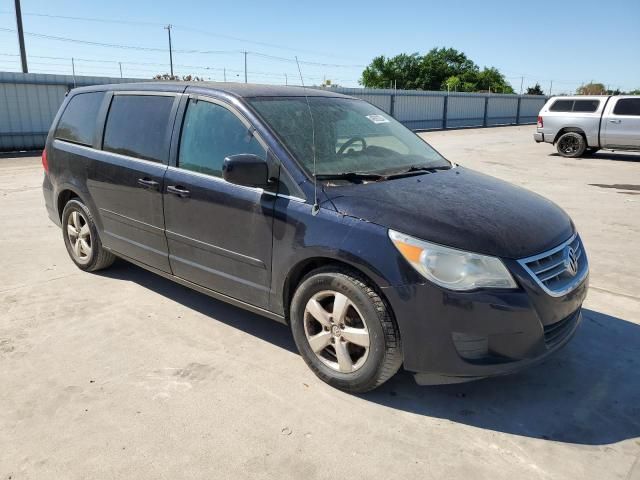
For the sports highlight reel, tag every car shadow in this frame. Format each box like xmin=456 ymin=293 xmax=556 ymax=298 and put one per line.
xmin=550 ymin=151 xmax=640 ymax=162
xmin=101 ymin=259 xmax=298 ymax=354
xmin=363 ymin=308 xmax=640 ymax=446
xmin=100 ymin=260 xmax=639 ymax=446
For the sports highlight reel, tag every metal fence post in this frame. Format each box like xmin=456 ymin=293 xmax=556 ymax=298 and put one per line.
xmin=516 ymin=96 xmax=522 ymax=125
xmin=442 ymin=94 xmax=448 ymax=129
xmin=483 ymin=96 xmax=489 ymax=127
xmin=389 ymin=93 xmax=395 ymax=117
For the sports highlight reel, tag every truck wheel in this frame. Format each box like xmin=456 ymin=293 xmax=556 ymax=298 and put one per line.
xmin=62 ymin=199 xmax=116 ymax=272
xmin=556 ymin=132 xmax=586 ymax=157
xmin=289 ymin=267 xmax=402 ymax=393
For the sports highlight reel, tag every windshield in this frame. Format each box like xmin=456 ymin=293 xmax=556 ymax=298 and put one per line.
xmin=248 ymin=96 xmax=450 ymax=177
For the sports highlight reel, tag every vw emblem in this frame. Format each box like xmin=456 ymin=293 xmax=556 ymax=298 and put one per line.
xmin=564 ymin=247 xmax=579 ymax=277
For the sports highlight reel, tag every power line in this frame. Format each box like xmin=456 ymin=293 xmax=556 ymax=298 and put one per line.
xmin=0 ymin=27 xmax=242 ymax=54
xmin=0 ymin=27 xmax=365 ymax=68
xmin=0 ymin=10 xmax=362 ymax=60
xmin=0 ymin=10 xmax=164 ymax=27
xmin=0 ymin=52 xmax=361 ymax=82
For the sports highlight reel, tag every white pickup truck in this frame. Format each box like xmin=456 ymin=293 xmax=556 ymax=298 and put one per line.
xmin=534 ymin=96 xmax=640 ymax=157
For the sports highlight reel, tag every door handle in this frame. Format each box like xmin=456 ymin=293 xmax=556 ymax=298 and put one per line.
xmin=608 ymin=119 xmax=622 ymax=124
xmin=167 ymin=185 xmax=191 ymax=198
xmin=137 ymin=178 xmax=159 ymax=190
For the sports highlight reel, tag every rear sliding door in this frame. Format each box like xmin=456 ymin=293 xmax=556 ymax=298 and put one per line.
xmin=87 ymin=92 xmax=180 ymax=272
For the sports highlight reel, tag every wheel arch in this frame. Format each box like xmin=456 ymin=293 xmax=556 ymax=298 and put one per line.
xmin=56 ymin=187 xmax=82 ymax=220
xmin=55 ymin=184 xmax=102 ymax=232
xmin=553 ymin=127 xmax=587 ymax=144
xmin=282 ymin=256 xmax=392 ymax=325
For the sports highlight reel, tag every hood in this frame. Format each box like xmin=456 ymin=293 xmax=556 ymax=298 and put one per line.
xmin=325 ymin=167 xmax=574 ymax=259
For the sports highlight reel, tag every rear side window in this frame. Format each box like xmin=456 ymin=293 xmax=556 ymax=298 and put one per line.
xmin=573 ymin=100 xmax=599 ymax=112
xmin=55 ymin=91 xmax=105 ymax=146
xmin=549 ymin=99 xmax=599 ymax=113
xmin=549 ymin=100 xmax=573 ymax=112
xmin=178 ymin=99 xmax=265 ymax=178
xmin=103 ymin=95 xmax=175 ymax=162
xmin=613 ymin=98 xmax=640 ymax=116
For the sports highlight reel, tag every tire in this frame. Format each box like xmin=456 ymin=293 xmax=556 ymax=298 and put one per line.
xmin=62 ymin=199 xmax=116 ymax=272
xmin=556 ymin=132 xmax=586 ymax=158
xmin=290 ymin=266 xmax=402 ymax=393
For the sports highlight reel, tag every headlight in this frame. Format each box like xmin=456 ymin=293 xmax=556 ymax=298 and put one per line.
xmin=388 ymin=230 xmax=517 ymax=291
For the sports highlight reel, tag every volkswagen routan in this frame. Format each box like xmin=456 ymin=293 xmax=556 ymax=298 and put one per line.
xmin=42 ymin=83 xmax=588 ymax=392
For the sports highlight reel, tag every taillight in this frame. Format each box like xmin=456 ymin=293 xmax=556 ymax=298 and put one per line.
xmin=42 ymin=148 xmax=49 ymax=172
xmin=537 ymin=116 xmax=543 ymax=128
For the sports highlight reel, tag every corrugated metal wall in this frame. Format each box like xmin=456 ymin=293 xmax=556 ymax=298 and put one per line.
xmin=333 ymin=87 xmax=548 ymax=130
xmin=0 ymin=71 xmax=548 ymax=152
xmin=0 ymin=71 xmax=145 ymax=151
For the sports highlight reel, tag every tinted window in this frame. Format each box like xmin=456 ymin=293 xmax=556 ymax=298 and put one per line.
xmin=613 ymin=98 xmax=640 ymax=116
xmin=573 ymin=100 xmax=599 ymax=112
xmin=178 ymin=99 xmax=265 ymax=177
xmin=55 ymin=91 xmax=105 ymax=146
xmin=549 ymin=100 xmax=573 ymax=112
xmin=103 ymin=95 xmax=174 ymax=162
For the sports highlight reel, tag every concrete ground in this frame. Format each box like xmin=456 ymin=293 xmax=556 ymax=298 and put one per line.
xmin=1 ymin=125 xmax=639 ymax=480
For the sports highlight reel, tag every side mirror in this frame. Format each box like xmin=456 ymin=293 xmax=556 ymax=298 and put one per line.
xmin=222 ymin=154 xmax=270 ymax=188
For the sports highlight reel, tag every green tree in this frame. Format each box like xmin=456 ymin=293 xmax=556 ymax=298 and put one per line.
xmin=360 ymin=53 xmax=422 ymax=90
xmin=526 ymin=83 xmax=544 ymax=95
xmin=627 ymin=88 xmax=639 ymax=95
xmin=442 ymin=75 xmax=461 ymax=91
xmin=360 ymin=47 xmax=513 ymax=93
xmin=418 ymin=48 xmax=477 ymax=90
xmin=576 ymin=82 xmax=606 ymax=95
xmin=153 ymin=73 xmax=203 ymax=81
xmin=475 ymin=67 xmax=514 ymax=93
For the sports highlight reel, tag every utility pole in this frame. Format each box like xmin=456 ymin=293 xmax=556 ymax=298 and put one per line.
xmin=223 ymin=68 xmax=226 ymax=82
xmin=71 ymin=57 xmax=76 ymax=87
xmin=520 ymin=76 xmax=524 ymax=95
xmin=119 ymin=62 xmax=123 ymax=78
xmin=165 ymin=24 xmax=174 ymax=77
xmin=14 ymin=0 xmax=28 ymax=73
xmin=285 ymin=73 xmax=288 ymax=86
xmin=549 ymin=80 xmax=553 ymax=96
xmin=243 ymin=51 xmax=247 ymax=83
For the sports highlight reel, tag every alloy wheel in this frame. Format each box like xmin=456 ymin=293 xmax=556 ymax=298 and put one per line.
xmin=303 ymin=290 xmax=370 ymax=373
xmin=66 ymin=210 xmax=92 ymax=260
xmin=559 ymin=135 xmax=579 ymax=154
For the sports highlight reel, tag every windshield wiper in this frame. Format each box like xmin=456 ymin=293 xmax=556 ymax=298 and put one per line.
xmin=315 ymin=172 xmax=384 ymax=182
xmin=384 ymin=165 xmax=452 ymax=179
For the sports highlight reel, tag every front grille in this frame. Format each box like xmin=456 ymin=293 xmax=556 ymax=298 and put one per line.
xmin=518 ymin=234 xmax=588 ymax=297
xmin=543 ymin=310 xmax=580 ymax=348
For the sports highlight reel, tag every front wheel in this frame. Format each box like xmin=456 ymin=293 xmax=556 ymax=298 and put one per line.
xmin=290 ymin=267 xmax=402 ymax=393
xmin=556 ymin=132 xmax=586 ymax=158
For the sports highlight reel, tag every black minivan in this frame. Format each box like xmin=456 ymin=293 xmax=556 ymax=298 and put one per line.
xmin=43 ymin=82 xmax=588 ymax=392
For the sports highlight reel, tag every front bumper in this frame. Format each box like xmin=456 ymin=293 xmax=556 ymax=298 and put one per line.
xmin=382 ymin=259 xmax=588 ymax=384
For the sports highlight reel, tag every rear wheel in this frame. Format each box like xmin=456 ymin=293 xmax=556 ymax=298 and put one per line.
xmin=556 ymin=132 xmax=586 ymax=157
xmin=62 ymin=199 xmax=116 ymax=272
xmin=290 ymin=267 xmax=402 ymax=393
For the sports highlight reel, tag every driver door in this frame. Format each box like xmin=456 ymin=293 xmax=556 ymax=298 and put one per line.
xmin=163 ymin=96 xmax=276 ymax=308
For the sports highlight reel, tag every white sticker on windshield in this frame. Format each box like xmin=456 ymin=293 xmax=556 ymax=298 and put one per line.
xmin=366 ymin=114 xmax=389 ymax=124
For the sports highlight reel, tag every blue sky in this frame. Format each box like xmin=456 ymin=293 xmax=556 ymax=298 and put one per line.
xmin=1 ymin=0 xmax=638 ymax=93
